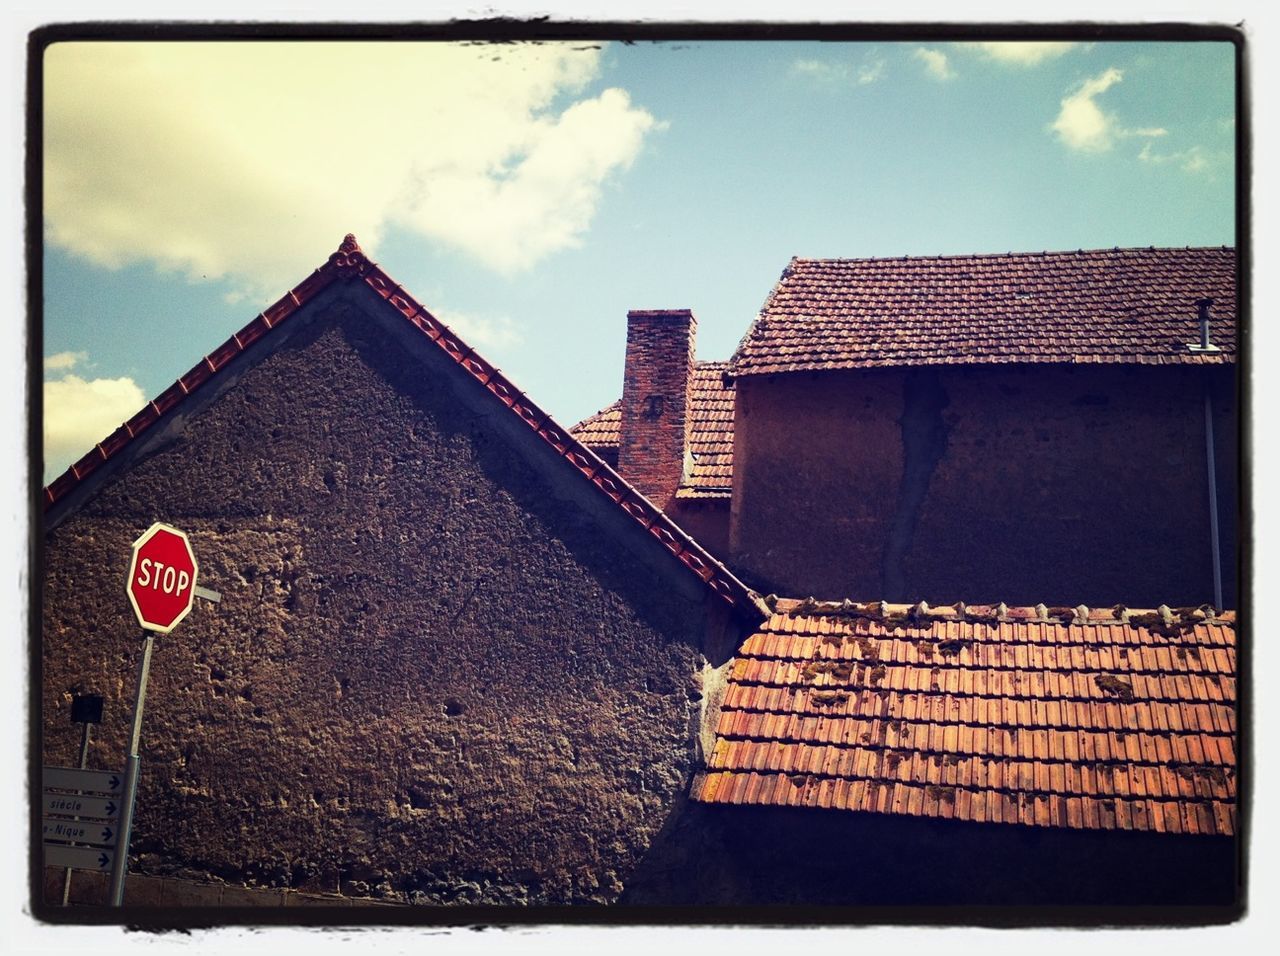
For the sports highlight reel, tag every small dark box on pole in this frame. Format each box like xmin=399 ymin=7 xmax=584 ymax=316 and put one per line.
xmin=70 ymin=695 xmax=104 ymax=725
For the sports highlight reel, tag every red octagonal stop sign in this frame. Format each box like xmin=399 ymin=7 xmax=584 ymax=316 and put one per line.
xmin=126 ymin=523 xmax=199 ymax=634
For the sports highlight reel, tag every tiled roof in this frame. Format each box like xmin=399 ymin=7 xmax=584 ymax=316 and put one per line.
xmin=681 ymin=362 xmax=734 ymax=499
xmin=694 ymin=598 xmax=1237 ymax=836
xmin=43 ymin=236 xmax=769 ymax=623
xmin=732 ymin=247 xmax=1238 ymax=376
xmin=569 ymin=401 xmax=623 ymax=451
xmin=570 ymin=362 xmax=736 ymax=500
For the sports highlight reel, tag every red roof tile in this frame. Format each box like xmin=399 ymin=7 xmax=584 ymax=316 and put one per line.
xmin=570 ymin=361 xmax=736 ymax=500
xmin=43 ymin=236 xmax=769 ymax=624
xmin=732 ymin=247 xmax=1237 ymax=376
xmin=692 ymin=598 xmax=1237 ymax=836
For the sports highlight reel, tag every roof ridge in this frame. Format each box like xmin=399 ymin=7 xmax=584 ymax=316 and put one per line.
xmin=767 ymin=597 xmax=1235 ymax=627
xmin=44 ymin=235 xmax=769 ymax=624
xmin=788 ymin=244 xmax=1236 ymax=266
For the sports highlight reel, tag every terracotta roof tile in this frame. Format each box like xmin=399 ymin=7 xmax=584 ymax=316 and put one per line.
xmin=43 ymin=235 xmax=769 ymax=626
xmin=732 ymin=247 xmax=1237 ymax=376
xmin=693 ymin=598 xmax=1237 ymax=835
xmin=570 ymin=362 xmax=736 ymax=500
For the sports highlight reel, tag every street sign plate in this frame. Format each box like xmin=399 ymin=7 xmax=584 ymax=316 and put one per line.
xmin=126 ymin=522 xmax=199 ymax=633
xmin=43 ymin=766 xmax=123 ymax=795
xmin=44 ymin=843 xmax=114 ymax=873
xmin=43 ymin=818 xmax=117 ymax=847
xmin=43 ymin=792 xmax=120 ymax=820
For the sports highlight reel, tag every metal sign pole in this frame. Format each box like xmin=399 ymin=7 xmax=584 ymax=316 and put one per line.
xmin=60 ymin=719 xmax=94 ymax=906
xmin=108 ymin=632 xmax=155 ymax=906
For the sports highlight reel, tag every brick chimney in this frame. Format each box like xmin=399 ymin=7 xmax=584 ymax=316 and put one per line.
xmin=617 ymin=309 xmax=696 ymax=510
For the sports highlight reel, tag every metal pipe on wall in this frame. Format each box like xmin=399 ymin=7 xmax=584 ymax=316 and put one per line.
xmin=1205 ymin=387 xmax=1223 ymax=611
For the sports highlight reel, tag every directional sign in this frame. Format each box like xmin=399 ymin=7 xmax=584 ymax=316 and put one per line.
xmin=126 ymin=522 xmax=199 ymax=633
xmin=43 ymin=792 xmax=119 ymax=820
xmin=44 ymin=843 xmax=114 ymax=873
xmin=43 ymin=819 xmax=116 ymax=847
xmin=43 ymin=766 xmax=122 ymax=794
xmin=43 ymin=766 xmax=123 ymax=795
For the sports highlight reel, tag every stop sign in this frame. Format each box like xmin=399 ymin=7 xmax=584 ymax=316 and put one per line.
xmin=125 ymin=523 xmax=199 ymax=633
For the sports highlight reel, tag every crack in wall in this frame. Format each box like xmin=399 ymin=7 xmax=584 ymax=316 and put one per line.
xmin=881 ymin=371 xmax=950 ymax=600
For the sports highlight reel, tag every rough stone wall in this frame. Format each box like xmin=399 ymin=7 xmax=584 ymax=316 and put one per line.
xmin=42 ymin=290 xmax=717 ymax=905
xmin=730 ymin=365 xmax=1238 ymax=607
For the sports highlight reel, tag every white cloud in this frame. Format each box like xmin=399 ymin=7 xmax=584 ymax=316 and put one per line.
xmin=1138 ymin=142 xmax=1217 ymax=175
xmin=431 ymin=308 xmax=522 ymax=352
xmin=1130 ymin=127 xmax=1169 ymax=138
xmin=914 ymin=47 xmax=954 ymax=81
xmin=857 ymin=59 xmax=887 ymax=85
xmin=960 ymin=42 xmax=1080 ymax=66
xmin=792 ymin=58 xmax=847 ymax=83
xmin=1050 ymin=67 xmax=1124 ymax=152
xmin=44 ymin=42 xmax=661 ymax=294
xmin=44 ymin=370 xmax=147 ymax=483
xmin=43 ymin=351 xmax=88 ymax=372
xmin=791 ymin=56 xmax=885 ymax=86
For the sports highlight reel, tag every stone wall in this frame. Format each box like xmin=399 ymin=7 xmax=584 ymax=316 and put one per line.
xmin=729 ymin=364 xmax=1238 ymax=608
xmin=42 ymin=287 xmax=721 ymax=905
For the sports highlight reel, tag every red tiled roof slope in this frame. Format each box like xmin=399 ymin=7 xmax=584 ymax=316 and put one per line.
xmin=570 ymin=400 xmax=623 ymax=451
xmin=570 ymin=362 xmax=735 ymax=500
xmin=732 ymin=247 xmax=1237 ymax=376
xmin=694 ymin=598 xmax=1237 ymax=836
xmin=43 ymin=236 xmax=768 ymax=623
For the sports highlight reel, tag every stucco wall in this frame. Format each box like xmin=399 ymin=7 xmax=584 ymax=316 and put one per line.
xmin=730 ymin=365 xmax=1238 ymax=608
xmin=42 ymin=288 xmax=719 ymax=905
xmin=668 ymin=500 xmax=730 ymax=559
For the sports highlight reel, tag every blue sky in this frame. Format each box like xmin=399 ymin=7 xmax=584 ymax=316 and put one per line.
xmin=41 ymin=38 xmax=1237 ymax=482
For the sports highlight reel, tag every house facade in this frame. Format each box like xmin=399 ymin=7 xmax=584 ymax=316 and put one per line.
xmin=576 ymin=247 xmax=1238 ymax=609
xmin=40 ymin=239 xmax=1241 ymax=914
xmin=41 ymin=237 xmax=765 ymax=906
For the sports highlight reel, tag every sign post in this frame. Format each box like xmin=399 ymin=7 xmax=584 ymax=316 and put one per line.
xmin=60 ymin=694 xmax=104 ymax=906
xmin=108 ymin=522 xmax=200 ymax=907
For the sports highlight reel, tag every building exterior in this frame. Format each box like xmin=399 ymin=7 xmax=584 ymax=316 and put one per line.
xmin=576 ymin=247 xmax=1238 ymax=609
xmin=41 ymin=237 xmax=765 ymax=907
xmin=40 ymin=238 xmax=1241 ymax=914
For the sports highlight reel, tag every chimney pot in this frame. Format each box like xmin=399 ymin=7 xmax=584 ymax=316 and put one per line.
xmin=1188 ymin=298 xmax=1220 ymax=353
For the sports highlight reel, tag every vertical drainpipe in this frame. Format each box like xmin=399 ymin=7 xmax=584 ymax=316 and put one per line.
xmin=1194 ymin=297 xmax=1224 ymax=610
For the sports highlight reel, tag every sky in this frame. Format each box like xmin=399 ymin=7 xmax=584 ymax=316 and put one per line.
xmin=40 ymin=35 xmax=1237 ymax=483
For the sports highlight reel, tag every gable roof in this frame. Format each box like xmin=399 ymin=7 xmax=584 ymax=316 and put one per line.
xmin=571 ymin=361 xmax=735 ymax=500
xmin=694 ymin=598 xmax=1237 ymax=836
xmin=43 ymin=235 xmax=768 ymax=623
xmin=731 ymin=246 xmax=1238 ymax=376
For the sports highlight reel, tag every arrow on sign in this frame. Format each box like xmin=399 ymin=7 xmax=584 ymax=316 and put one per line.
xmin=44 ymin=843 xmax=115 ymax=872
xmin=43 ymin=817 xmax=119 ymax=847
xmin=42 ymin=793 xmax=120 ymax=820
xmin=43 ymin=766 xmax=125 ymax=795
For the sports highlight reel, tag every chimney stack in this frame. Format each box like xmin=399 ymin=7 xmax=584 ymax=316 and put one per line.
xmin=617 ymin=309 xmax=696 ymax=510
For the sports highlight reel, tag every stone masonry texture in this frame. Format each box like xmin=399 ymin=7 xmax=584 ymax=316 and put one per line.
xmin=42 ymin=289 xmax=717 ymax=905
xmin=729 ymin=364 xmax=1238 ymax=608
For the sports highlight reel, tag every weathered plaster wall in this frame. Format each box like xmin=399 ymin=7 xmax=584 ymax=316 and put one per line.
xmin=42 ymin=288 xmax=718 ymax=905
xmin=625 ymin=803 xmax=1239 ymax=908
xmin=668 ymin=500 xmax=730 ymax=559
xmin=730 ymin=366 xmax=1238 ymax=608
